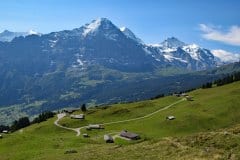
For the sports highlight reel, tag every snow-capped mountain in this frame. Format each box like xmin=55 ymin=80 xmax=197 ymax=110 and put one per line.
xmin=146 ymin=37 xmax=217 ymax=70
xmin=161 ymin=37 xmax=186 ymax=48
xmin=0 ymin=29 xmax=40 ymax=42
xmin=36 ymin=18 xmax=156 ymax=72
xmin=0 ymin=18 xmax=238 ymax=72
xmin=82 ymin=18 xmax=119 ymax=39
xmin=120 ymin=27 xmax=143 ymax=44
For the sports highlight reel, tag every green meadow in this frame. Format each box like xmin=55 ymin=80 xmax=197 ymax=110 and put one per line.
xmin=1 ymin=81 xmax=240 ymax=159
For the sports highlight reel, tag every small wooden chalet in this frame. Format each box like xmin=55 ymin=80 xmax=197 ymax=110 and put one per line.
xmin=166 ymin=116 xmax=175 ymax=120
xmin=186 ymin=96 xmax=193 ymax=101
xmin=104 ymin=134 xmax=114 ymax=143
xmin=70 ymin=114 xmax=85 ymax=119
xmin=120 ymin=130 xmax=140 ymax=140
xmin=87 ymin=124 xmax=104 ymax=130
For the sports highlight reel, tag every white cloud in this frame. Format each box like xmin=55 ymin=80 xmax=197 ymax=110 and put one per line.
xmin=211 ymin=49 xmax=240 ymax=63
xmin=199 ymin=24 xmax=240 ymax=46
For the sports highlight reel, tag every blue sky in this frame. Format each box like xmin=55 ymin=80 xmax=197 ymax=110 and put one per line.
xmin=1 ymin=0 xmax=240 ymax=54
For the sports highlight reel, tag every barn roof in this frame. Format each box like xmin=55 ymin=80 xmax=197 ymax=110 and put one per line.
xmin=120 ymin=130 xmax=140 ymax=139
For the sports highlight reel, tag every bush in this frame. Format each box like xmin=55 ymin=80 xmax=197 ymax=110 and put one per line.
xmin=64 ymin=149 xmax=78 ymax=154
xmin=81 ymin=104 xmax=87 ymax=112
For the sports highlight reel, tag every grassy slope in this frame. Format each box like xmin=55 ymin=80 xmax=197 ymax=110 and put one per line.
xmin=0 ymin=81 xmax=240 ymax=160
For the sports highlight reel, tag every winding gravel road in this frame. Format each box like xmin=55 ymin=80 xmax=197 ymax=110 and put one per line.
xmin=54 ymin=98 xmax=185 ymax=136
xmin=54 ymin=113 xmax=85 ymax=136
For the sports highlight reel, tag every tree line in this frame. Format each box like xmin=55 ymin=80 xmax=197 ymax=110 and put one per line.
xmin=1 ymin=111 xmax=55 ymax=133
xmin=202 ymin=71 xmax=240 ymax=89
xmin=150 ymin=71 xmax=240 ymax=101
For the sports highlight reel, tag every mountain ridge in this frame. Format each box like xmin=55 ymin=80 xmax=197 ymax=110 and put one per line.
xmin=1 ymin=18 xmax=239 ymax=68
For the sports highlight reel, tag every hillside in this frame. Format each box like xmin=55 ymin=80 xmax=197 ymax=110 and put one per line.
xmin=1 ymin=62 xmax=240 ymax=126
xmin=1 ymin=81 xmax=240 ymax=159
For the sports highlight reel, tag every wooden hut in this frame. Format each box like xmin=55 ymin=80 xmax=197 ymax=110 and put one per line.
xmin=166 ymin=116 xmax=175 ymax=120
xmin=186 ymin=96 xmax=193 ymax=101
xmin=104 ymin=134 xmax=114 ymax=143
xmin=82 ymin=133 xmax=89 ymax=138
xmin=87 ymin=124 xmax=104 ymax=130
xmin=70 ymin=114 xmax=85 ymax=119
xmin=2 ymin=130 xmax=8 ymax=134
xmin=63 ymin=108 xmax=78 ymax=114
xmin=120 ymin=130 xmax=140 ymax=140
xmin=173 ymin=93 xmax=181 ymax=97
xmin=181 ymin=93 xmax=188 ymax=97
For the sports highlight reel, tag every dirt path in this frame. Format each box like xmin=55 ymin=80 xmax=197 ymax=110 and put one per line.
xmin=54 ymin=98 xmax=185 ymax=136
xmin=102 ymin=98 xmax=185 ymax=125
xmin=54 ymin=113 xmax=84 ymax=136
